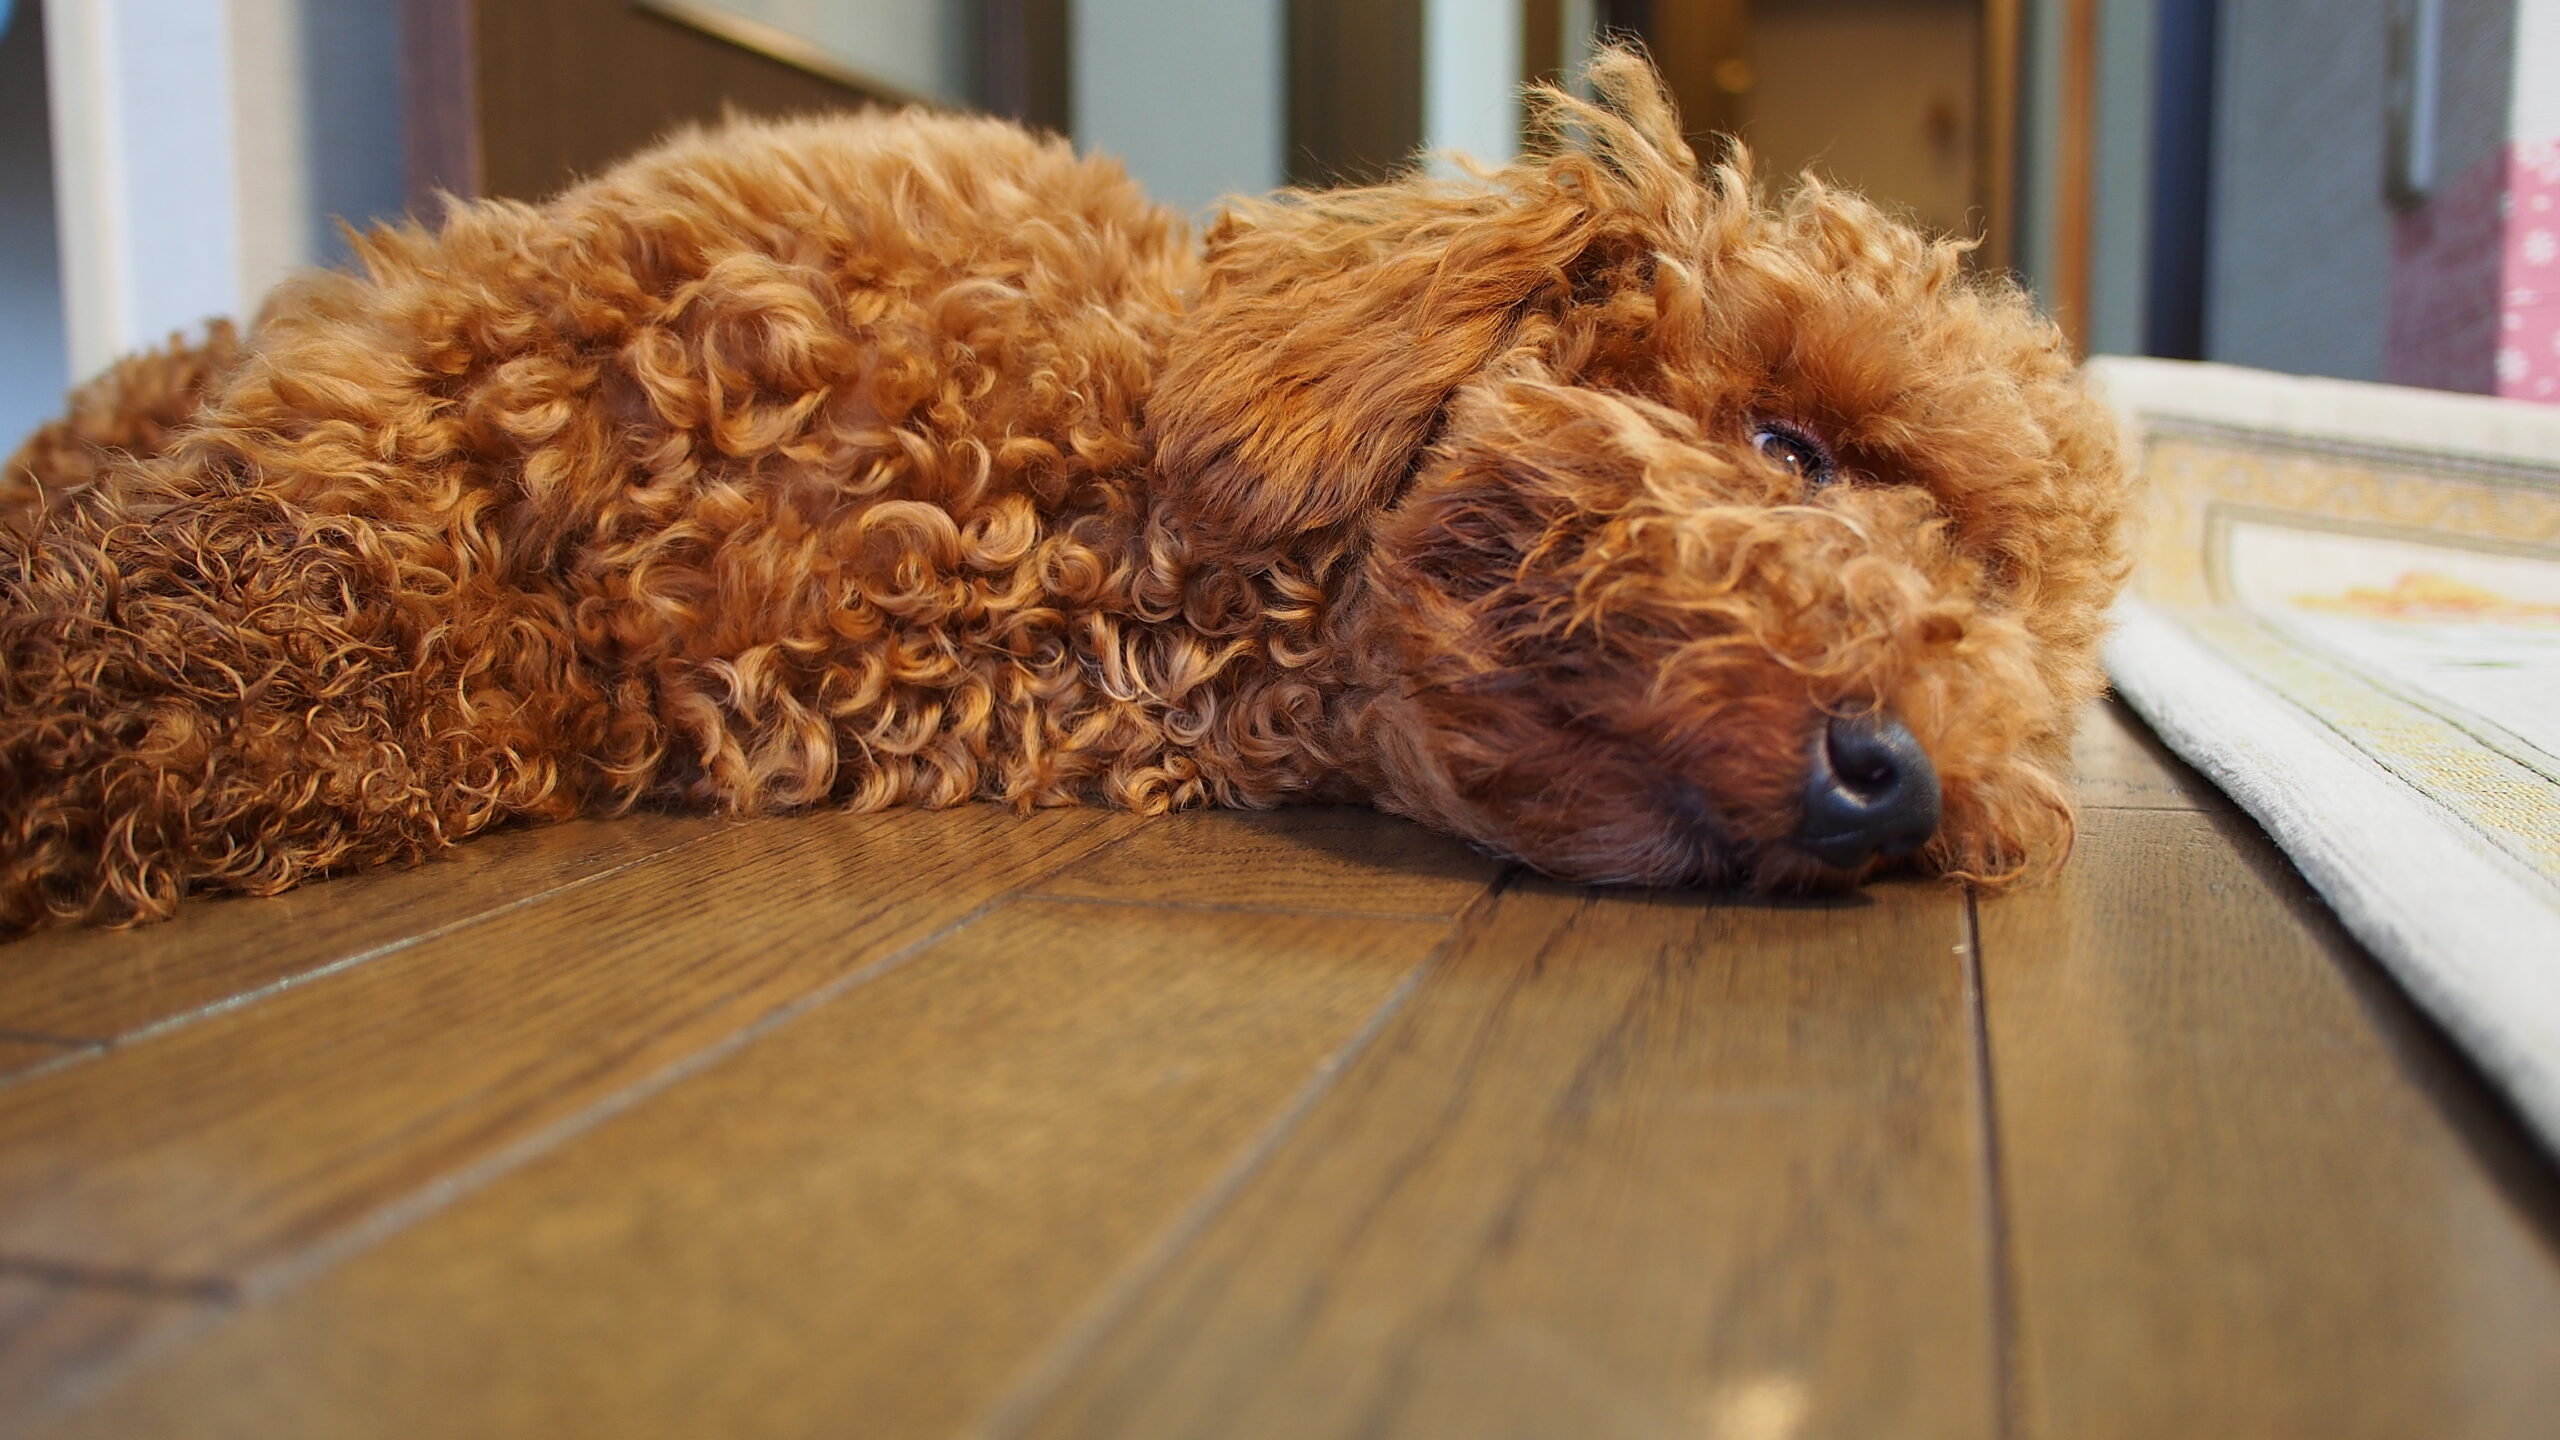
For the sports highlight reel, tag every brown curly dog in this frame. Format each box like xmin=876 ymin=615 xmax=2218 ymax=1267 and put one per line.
xmin=0 ymin=49 xmax=2127 ymax=932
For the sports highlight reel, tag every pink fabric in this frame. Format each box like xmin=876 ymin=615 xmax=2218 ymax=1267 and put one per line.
xmin=2499 ymin=141 xmax=2560 ymax=404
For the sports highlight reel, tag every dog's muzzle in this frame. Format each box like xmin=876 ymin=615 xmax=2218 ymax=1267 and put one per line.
xmin=1795 ymin=713 xmax=1941 ymax=869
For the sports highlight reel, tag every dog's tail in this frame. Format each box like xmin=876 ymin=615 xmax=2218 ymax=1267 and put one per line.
xmin=2 ymin=320 xmax=247 ymax=533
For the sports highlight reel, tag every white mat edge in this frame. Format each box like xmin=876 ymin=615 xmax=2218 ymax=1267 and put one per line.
xmin=2083 ymin=355 xmax=2560 ymax=465
xmin=2106 ymin=596 xmax=2560 ymax=1153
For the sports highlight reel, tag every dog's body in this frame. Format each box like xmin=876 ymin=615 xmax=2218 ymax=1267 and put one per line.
xmin=0 ymin=54 xmax=2127 ymax=931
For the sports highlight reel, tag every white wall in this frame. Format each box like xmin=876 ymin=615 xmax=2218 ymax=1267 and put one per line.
xmin=41 ymin=0 xmax=403 ymax=386
xmin=1424 ymin=0 xmax=1523 ymax=169
xmin=1074 ymin=0 xmax=1284 ymax=214
xmin=45 ymin=0 xmax=244 ymax=380
xmin=2517 ymin=0 xmax=2560 ymax=142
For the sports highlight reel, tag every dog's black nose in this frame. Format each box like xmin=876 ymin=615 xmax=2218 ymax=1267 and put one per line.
xmin=1795 ymin=713 xmax=1940 ymax=870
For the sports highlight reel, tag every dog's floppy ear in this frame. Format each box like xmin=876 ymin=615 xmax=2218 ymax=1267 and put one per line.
xmin=1149 ymin=45 xmax=1710 ymax=556
xmin=1147 ymin=190 xmax=1584 ymax=555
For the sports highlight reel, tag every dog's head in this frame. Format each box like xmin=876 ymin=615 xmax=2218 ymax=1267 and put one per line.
xmin=1150 ymin=48 xmax=2128 ymax=889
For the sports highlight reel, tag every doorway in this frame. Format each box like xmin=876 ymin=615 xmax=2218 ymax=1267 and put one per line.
xmin=1612 ymin=0 xmax=2020 ymax=269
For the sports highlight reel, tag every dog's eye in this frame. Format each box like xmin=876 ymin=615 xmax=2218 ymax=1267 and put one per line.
xmin=1750 ymin=421 xmax=1836 ymax=488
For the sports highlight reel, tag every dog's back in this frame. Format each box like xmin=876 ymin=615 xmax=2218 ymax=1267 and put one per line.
xmin=1 ymin=105 xmax=1215 ymax=930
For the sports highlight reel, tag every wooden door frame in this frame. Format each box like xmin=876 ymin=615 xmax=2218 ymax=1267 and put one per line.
xmin=1978 ymin=0 xmax=2023 ymax=276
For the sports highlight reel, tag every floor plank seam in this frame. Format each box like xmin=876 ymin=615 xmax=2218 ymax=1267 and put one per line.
xmin=2081 ymin=800 xmax=2235 ymax=814
xmin=1962 ymin=890 xmax=2026 ymax=1440
xmin=0 ymin=1268 xmax=248 ymax=1433
xmin=0 ymin=1043 xmax=107 ymax=1088
xmin=0 ymin=1286 xmax=260 ymax=1431
xmin=1014 ymin=891 xmax=1466 ymax=923
xmin=0 ymin=827 xmax=736 ymax=1094
xmin=0 ymin=1253 xmax=236 ymax=1304
xmin=0 ymin=1029 xmax=88 ymax=1049
xmin=970 ymin=866 xmax=1522 ymax=1439
xmin=210 ymin=818 xmax=1143 ymax=1316
xmin=0 ymin=818 xmax=1144 ymax=1426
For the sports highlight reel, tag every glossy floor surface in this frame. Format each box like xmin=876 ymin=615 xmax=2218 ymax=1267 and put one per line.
xmin=1 ymin=703 xmax=2556 ymax=1438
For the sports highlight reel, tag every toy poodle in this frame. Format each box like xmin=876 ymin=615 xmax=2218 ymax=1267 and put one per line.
xmin=0 ymin=48 xmax=2127 ymax=931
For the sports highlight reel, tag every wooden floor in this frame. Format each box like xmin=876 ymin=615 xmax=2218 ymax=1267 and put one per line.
xmin=1 ymin=702 xmax=2557 ymax=1438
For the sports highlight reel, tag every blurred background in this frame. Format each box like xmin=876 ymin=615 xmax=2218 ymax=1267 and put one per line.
xmin=1 ymin=0 xmax=2553 ymax=442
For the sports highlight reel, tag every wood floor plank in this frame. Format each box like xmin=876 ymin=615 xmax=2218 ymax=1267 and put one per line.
xmin=2070 ymin=698 xmax=2233 ymax=812
xmin=0 ymin=1043 xmax=83 ymax=1079
xmin=29 ymin=900 xmax=1458 ymax=1440
xmin=1030 ymin=806 xmax=1499 ymax=915
xmin=0 ymin=1277 xmax=213 ymax=1421
xmin=1979 ymin=805 xmax=2560 ymax=1440
xmin=0 ymin=813 xmax=727 ymax=1053
xmin=1008 ymin=878 xmax=1997 ymax=1440
xmin=0 ymin=805 xmax=1139 ymax=1287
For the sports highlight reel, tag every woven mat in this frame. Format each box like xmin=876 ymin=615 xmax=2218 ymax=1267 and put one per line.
xmin=2089 ymin=358 xmax=2560 ymax=1153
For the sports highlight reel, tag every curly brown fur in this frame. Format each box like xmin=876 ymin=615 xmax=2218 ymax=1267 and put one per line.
xmin=3 ymin=320 xmax=246 ymax=532
xmin=0 ymin=49 xmax=2127 ymax=932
